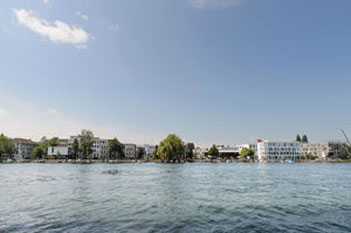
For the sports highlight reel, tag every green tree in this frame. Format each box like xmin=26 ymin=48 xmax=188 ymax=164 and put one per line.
xmin=208 ymin=145 xmax=219 ymax=158
xmin=37 ymin=137 xmax=59 ymax=159
xmin=0 ymin=135 xmax=16 ymax=159
xmin=137 ymin=147 xmax=145 ymax=159
xmin=152 ymin=145 xmax=159 ymax=160
xmin=71 ymin=138 xmax=80 ymax=159
xmin=78 ymin=129 xmax=94 ymax=159
xmin=302 ymin=135 xmax=308 ymax=143
xmin=157 ymin=134 xmax=185 ymax=162
xmin=347 ymin=145 xmax=351 ymax=157
xmin=55 ymin=151 xmax=61 ymax=159
xmin=185 ymin=143 xmax=195 ymax=159
xmin=108 ymin=138 xmax=125 ymax=159
xmin=239 ymin=147 xmax=256 ymax=160
xmin=31 ymin=146 xmax=44 ymax=159
xmin=306 ymin=154 xmax=317 ymax=160
xmin=296 ymin=134 xmax=301 ymax=142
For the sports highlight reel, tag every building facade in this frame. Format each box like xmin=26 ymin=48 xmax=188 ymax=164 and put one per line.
xmin=124 ymin=144 xmax=136 ymax=159
xmin=237 ymin=144 xmax=258 ymax=154
xmin=47 ymin=146 xmax=69 ymax=158
xmin=47 ymin=139 xmax=69 ymax=158
xmin=144 ymin=144 xmax=156 ymax=155
xmin=301 ymin=142 xmax=348 ymax=159
xmin=257 ymin=140 xmax=301 ymax=160
xmin=13 ymin=138 xmax=39 ymax=161
xmin=217 ymin=145 xmax=240 ymax=158
xmin=68 ymin=136 xmax=109 ymax=159
xmin=92 ymin=138 xmax=109 ymax=159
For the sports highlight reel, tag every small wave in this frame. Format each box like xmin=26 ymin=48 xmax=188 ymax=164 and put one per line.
xmin=102 ymin=170 xmax=119 ymax=175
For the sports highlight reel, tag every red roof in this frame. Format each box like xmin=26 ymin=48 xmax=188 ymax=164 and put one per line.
xmin=58 ymin=139 xmax=68 ymax=146
xmin=12 ymin=138 xmax=39 ymax=146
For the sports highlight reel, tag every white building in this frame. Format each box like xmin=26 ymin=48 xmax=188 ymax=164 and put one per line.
xmin=92 ymin=138 xmax=109 ymax=159
xmin=47 ymin=139 xmax=69 ymax=158
xmin=237 ymin=143 xmax=258 ymax=154
xmin=195 ymin=147 xmax=207 ymax=159
xmin=13 ymin=138 xmax=39 ymax=161
xmin=217 ymin=145 xmax=240 ymax=158
xmin=68 ymin=136 xmax=109 ymax=159
xmin=144 ymin=144 xmax=156 ymax=155
xmin=301 ymin=142 xmax=348 ymax=159
xmin=257 ymin=140 xmax=301 ymax=160
xmin=124 ymin=144 xmax=136 ymax=159
xmin=47 ymin=146 xmax=69 ymax=157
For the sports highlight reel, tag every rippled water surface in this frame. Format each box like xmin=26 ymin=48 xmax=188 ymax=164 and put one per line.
xmin=1 ymin=163 xmax=351 ymax=232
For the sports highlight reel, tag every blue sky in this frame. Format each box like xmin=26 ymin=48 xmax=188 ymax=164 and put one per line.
xmin=0 ymin=0 xmax=350 ymax=146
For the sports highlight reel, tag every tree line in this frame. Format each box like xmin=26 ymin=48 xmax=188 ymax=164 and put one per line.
xmin=296 ymin=134 xmax=308 ymax=143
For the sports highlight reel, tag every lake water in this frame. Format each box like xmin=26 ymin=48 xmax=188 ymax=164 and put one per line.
xmin=1 ymin=163 xmax=351 ymax=233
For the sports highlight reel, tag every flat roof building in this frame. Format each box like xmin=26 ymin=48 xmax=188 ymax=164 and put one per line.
xmin=301 ymin=142 xmax=348 ymax=159
xmin=257 ymin=140 xmax=301 ymax=160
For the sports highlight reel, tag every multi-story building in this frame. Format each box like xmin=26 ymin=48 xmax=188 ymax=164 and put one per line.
xmin=257 ymin=140 xmax=301 ymax=160
xmin=124 ymin=144 xmax=136 ymax=159
xmin=92 ymin=138 xmax=109 ymax=159
xmin=13 ymin=138 xmax=39 ymax=161
xmin=144 ymin=144 xmax=156 ymax=155
xmin=301 ymin=142 xmax=348 ymax=159
xmin=68 ymin=136 xmax=109 ymax=159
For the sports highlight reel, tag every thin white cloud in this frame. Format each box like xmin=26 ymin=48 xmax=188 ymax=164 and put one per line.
xmin=43 ymin=0 xmax=50 ymax=4
xmin=188 ymin=0 xmax=245 ymax=8
xmin=13 ymin=9 xmax=90 ymax=48
xmin=76 ymin=11 xmax=89 ymax=21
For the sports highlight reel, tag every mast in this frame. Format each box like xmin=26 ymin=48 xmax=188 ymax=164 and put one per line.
xmin=338 ymin=128 xmax=351 ymax=146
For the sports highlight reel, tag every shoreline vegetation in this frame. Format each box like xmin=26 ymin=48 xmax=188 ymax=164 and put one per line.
xmin=1 ymin=130 xmax=351 ymax=164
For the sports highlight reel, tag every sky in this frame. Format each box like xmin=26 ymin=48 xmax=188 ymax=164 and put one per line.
xmin=0 ymin=0 xmax=351 ymax=146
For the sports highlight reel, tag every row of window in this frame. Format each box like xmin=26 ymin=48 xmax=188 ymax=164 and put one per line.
xmin=266 ymin=156 xmax=301 ymax=159
xmin=268 ymin=147 xmax=298 ymax=152
xmin=264 ymin=152 xmax=300 ymax=155
xmin=266 ymin=143 xmax=299 ymax=147
xmin=302 ymin=148 xmax=328 ymax=151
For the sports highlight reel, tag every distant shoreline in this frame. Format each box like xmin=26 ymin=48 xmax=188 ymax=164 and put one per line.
xmin=1 ymin=159 xmax=351 ymax=164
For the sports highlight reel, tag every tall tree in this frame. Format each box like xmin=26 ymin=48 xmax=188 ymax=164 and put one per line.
xmin=296 ymin=134 xmax=301 ymax=142
xmin=157 ymin=134 xmax=185 ymax=162
xmin=208 ymin=145 xmax=219 ymax=158
xmin=185 ymin=143 xmax=195 ymax=159
xmin=152 ymin=145 xmax=159 ymax=159
xmin=0 ymin=135 xmax=16 ymax=159
xmin=71 ymin=138 xmax=80 ymax=159
xmin=78 ymin=129 xmax=94 ymax=159
xmin=302 ymin=135 xmax=308 ymax=143
xmin=136 ymin=147 xmax=145 ymax=159
xmin=108 ymin=138 xmax=125 ymax=159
